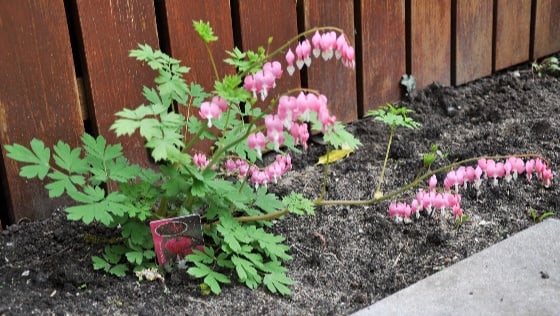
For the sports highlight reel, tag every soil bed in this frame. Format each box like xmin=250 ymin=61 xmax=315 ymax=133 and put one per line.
xmin=1 ymin=61 xmax=559 ymax=315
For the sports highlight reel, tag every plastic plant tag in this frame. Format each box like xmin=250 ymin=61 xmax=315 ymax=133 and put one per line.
xmin=150 ymin=214 xmax=204 ymax=266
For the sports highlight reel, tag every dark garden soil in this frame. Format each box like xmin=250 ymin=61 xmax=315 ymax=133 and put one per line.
xmin=1 ymin=60 xmax=560 ymax=315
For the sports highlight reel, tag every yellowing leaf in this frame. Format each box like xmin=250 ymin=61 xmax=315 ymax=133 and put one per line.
xmin=315 ymin=149 xmax=354 ymax=165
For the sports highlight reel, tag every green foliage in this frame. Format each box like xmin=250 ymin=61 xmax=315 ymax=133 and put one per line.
xmin=4 ymin=22 xmax=363 ymax=296
xmin=6 ymin=135 xmax=158 ymax=274
xmin=193 ymin=20 xmax=218 ymax=43
xmin=528 ymin=208 xmax=555 ymax=223
xmin=5 ymin=139 xmax=51 ymax=180
xmin=367 ymin=103 xmax=421 ymax=130
xmin=283 ymin=192 xmax=315 ymax=215
xmin=224 ymin=46 xmax=267 ymax=75
xmin=532 ymin=57 xmax=560 ymax=78
xmin=422 ymin=144 xmax=448 ymax=169
xmin=455 ymin=214 xmax=469 ymax=228
xmin=322 ymin=122 xmax=362 ymax=150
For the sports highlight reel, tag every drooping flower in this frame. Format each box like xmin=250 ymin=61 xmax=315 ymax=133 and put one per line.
xmin=320 ymin=31 xmax=337 ymax=60
xmin=193 ymin=153 xmax=209 ymax=169
xmin=525 ymin=159 xmax=535 ymax=182
xmin=199 ymin=101 xmax=222 ymax=128
xmin=542 ymin=168 xmax=553 ymax=188
xmin=265 ymin=114 xmax=285 ymax=151
xmin=285 ymin=49 xmax=296 ymax=76
xmin=509 ymin=157 xmax=525 ymax=180
xmin=428 ymin=175 xmax=437 ymax=191
xmin=263 ymin=61 xmax=283 ymax=81
xmin=248 ymin=132 xmax=266 ymax=158
xmin=244 ymin=61 xmax=283 ymax=101
xmin=452 ymin=204 xmax=463 ymax=219
xmin=211 ymin=96 xmax=228 ymax=112
xmin=311 ymin=31 xmax=322 ymax=58
xmin=250 ymin=169 xmax=269 ymax=190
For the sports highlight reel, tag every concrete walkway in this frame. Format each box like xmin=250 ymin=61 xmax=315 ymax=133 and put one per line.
xmin=353 ymin=218 xmax=560 ymax=316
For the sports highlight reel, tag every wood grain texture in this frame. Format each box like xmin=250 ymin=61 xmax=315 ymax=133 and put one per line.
xmin=494 ymin=0 xmax=531 ymax=70
xmin=0 ymin=0 xmax=84 ymax=221
xmin=533 ymin=0 xmax=560 ymax=58
xmin=302 ymin=0 xmax=358 ymax=123
xmin=411 ymin=0 xmax=451 ymax=90
xmin=161 ymin=0 xmax=235 ymax=154
xmin=74 ymin=0 xmax=159 ymax=167
xmin=236 ymin=0 xmax=301 ymax=105
xmin=454 ymin=0 xmax=493 ymax=85
xmin=360 ymin=0 xmax=406 ymax=112
xmin=163 ymin=0 xmax=235 ymax=92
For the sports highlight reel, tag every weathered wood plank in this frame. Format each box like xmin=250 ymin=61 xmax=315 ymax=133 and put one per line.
xmin=411 ymin=0 xmax=452 ymax=90
xmin=161 ymin=0 xmax=235 ymax=154
xmin=454 ymin=0 xmax=493 ymax=85
xmin=236 ymin=0 xmax=301 ymax=105
xmin=360 ymin=0 xmax=406 ymax=112
xmin=0 ymin=0 xmax=84 ymax=222
xmin=494 ymin=0 xmax=532 ymax=70
xmin=533 ymin=0 xmax=560 ymax=59
xmin=74 ymin=0 xmax=159 ymax=167
xmin=162 ymin=0 xmax=234 ymax=92
xmin=302 ymin=0 xmax=358 ymax=123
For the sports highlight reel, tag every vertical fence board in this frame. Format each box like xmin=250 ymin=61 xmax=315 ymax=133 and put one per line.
xmin=454 ymin=0 xmax=493 ymax=85
xmin=303 ymin=0 xmax=358 ymax=123
xmin=74 ymin=0 xmax=159 ymax=167
xmin=163 ymin=0 xmax=234 ymax=92
xmin=162 ymin=0 xmax=234 ymax=154
xmin=0 ymin=0 xmax=84 ymax=222
xmin=533 ymin=0 xmax=560 ymax=59
xmin=360 ymin=1 xmax=406 ymax=112
xmin=237 ymin=0 xmax=301 ymax=106
xmin=411 ymin=0 xmax=451 ymax=90
xmin=494 ymin=0 xmax=532 ymax=70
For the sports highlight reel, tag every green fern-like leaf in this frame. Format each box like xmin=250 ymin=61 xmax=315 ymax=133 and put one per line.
xmin=323 ymin=121 xmax=362 ymax=150
xmin=283 ymin=192 xmax=315 ymax=215
xmin=193 ymin=20 xmax=218 ymax=43
xmin=5 ymin=139 xmax=51 ymax=180
xmin=52 ymin=141 xmax=88 ymax=173
xmin=263 ymin=271 xmax=293 ymax=296
xmin=232 ymin=255 xmax=261 ymax=289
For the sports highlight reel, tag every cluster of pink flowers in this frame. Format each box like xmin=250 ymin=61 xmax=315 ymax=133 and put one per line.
xmin=193 ymin=153 xmax=210 ymax=169
xmin=389 ymin=186 xmax=463 ymax=224
xmin=243 ymin=61 xmax=283 ymax=101
xmin=198 ymin=96 xmax=227 ymax=128
xmin=224 ymin=154 xmax=292 ymax=189
xmin=192 ymin=153 xmax=292 ymax=190
xmin=285 ymin=30 xmax=355 ymax=76
xmin=248 ymin=91 xmax=336 ymax=157
xmin=388 ymin=157 xmax=554 ymax=223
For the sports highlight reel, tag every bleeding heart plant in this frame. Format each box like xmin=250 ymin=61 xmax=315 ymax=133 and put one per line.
xmin=4 ymin=20 xmax=554 ymax=298
xmin=4 ymin=21 xmax=360 ymax=296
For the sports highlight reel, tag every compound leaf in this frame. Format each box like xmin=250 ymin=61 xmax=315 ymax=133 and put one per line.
xmin=263 ymin=271 xmax=293 ymax=296
xmin=5 ymin=139 xmax=51 ymax=180
xmin=283 ymin=192 xmax=315 ymax=216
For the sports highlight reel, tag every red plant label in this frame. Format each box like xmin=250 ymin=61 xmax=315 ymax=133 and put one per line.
xmin=149 ymin=214 xmax=204 ymax=266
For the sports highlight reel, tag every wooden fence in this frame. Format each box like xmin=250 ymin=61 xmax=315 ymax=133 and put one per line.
xmin=1 ymin=0 xmax=559 ymax=226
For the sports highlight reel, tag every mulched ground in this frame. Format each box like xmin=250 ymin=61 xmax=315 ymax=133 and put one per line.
xmin=1 ymin=59 xmax=559 ymax=315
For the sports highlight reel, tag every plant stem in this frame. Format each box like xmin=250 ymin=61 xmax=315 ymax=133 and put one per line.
xmin=212 ymin=152 xmax=547 ymax=226
xmin=317 ymin=144 xmax=332 ymax=202
xmin=204 ymin=43 xmax=220 ymax=81
xmin=316 ymin=154 xmax=546 ymax=208
xmin=184 ymin=122 xmax=210 ymax=153
xmin=374 ymin=126 xmax=395 ymax=197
